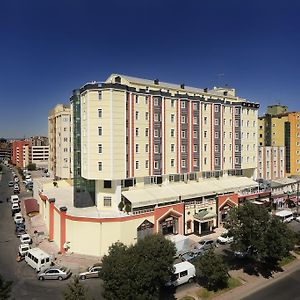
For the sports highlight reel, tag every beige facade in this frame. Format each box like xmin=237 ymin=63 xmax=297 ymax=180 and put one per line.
xmin=48 ymin=104 xmax=72 ymax=179
xmin=257 ymin=146 xmax=285 ymax=180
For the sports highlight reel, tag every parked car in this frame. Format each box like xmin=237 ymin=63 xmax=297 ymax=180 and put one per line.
xmin=15 ymin=226 xmax=26 ymax=237
xmin=14 ymin=213 xmax=24 ymax=224
xmin=79 ymin=264 xmax=102 ymax=280
xmin=37 ymin=267 xmax=72 ymax=281
xmin=19 ymin=244 xmax=31 ymax=256
xmin=14 ymin=177 xmax=19 ymax=183
xmin=20 ymin=234 xmax=32 ymax=245
xmin=217 ymin=230 xmax=234 ymax=244
xmin=10 ymin=195 xmax=19 ymax=203
xmin=13 ymin=186 xmax=20 ymax=194
xmin=295 ymin=216 xmax=300 ymax=222
xmin=234 ymin=246 xmax=255 ymax=258
xmin=180 ymin=249 xmax=205 ymax=262
xmin=8 ymin=181 xmax=14 ymax=187
xmin=11 ymin=202 xmax=20 ymax=211
xmin=195 ymin=239 xmax=216 ymax=251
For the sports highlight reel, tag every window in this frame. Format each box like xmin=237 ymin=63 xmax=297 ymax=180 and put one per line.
xmin=103 ymin=197 xmax=112 ymax=207
xmin=64 ymin=148 xmax=68 ymax=152
xmin=181 ymin=159 xmax=186 ymax=168
xmin=63 ymin=137 xmax=68 ymax=142
xmin=154 ymin=98 xmax=159 ymax=106
xmin=193 ymin=144 xmax=198 ymax=152
xmin=136 ymin=144 xmax=139 ymax=153
xmin=145 ymin=160 xmax=149 ymax=169
xmin=215 ymin=131 xmax=219 ymax=138
xmin=204 ymin=131 xmax=207 ymax=138
xmin=154 ymin=145 xmax=159 ymax=153
xmin=215 ymin=145 xmax=219 ymax=151
xmin=154 ymin=129 xmax=159 ymax=137
xmin=193 ymin=117 xmax=198 ymax=125
xmin=64 ymin=127 xmax=67 ymax=131
xmin=193 ymin=102 xmax=198 ymax=110
xmin=193 ymin=130 xmax=197 ymax=138
xmin=171 ymin=129 xmax=175 ymax=137
xmin=235 ymin=132 xmax=239 ymax=139
xmin=193 ymin=158 xmax=198 ymax=167
xmin=135 ymin=128 xmax=139 ymax=137
xmin=98 ymin=162 xmax=102 ymax=171
xmin=181 ymin=130 xmax=186 ymax=138
xmin=181 ymin=101 xmax=186 ymax=108
xmin=204 ymin=103 xmax=208 ymax=111
xmin=235 ymin=157 xmax=239 ymax=164
xmin=214 ymin=105 xmax=219 ymax=112
xmin=204 ymin=157 xmax=207 ymax=165
xmin=204 ymin=117 xmax=208 ymax=125
xmin=135 ymin=95 xmax=139 ymax=104
xmin=145 ymin=128 xmax=149 ymax=137
xmin=223 ymin=132 xmax=226 ymax=138
xmin=154 ymin=113 xmax=159 ymax=122
xmin=136 ymin=161 xmax=139 ymax=170
xmin=104 ymin=180 xmax=112 ymax=188
xmin=215 ymin=118 xmax=219 ymax=125
xmin=235 ymin=120 xmax=239 ymax=127
xmin=204 ymin=144 xmax=207 ymax=151
xmin=135 ymin=111 xmax=139 ymax=120
xmin=215 ymin=158 xmax=219 ymax=165
xmin=154 ymin=161 xmax=159 ymax=169
xmin=181 ymin=116 xmax=186 ymax=123
xmin=235 ymin=145 xmax=239 ymax=151
xmin=98 ymin=127 xmax=102 ymax=136
xmin=145 ymin=96 xmax=149 ymax=105
xmin=98 ymin=144 xmax=102 ymax=153
xmin=145 ymin=144 xmax=149 ymax=152
xmin=181 ymin=145 xmax=186 ymax=153
xmin=171 ymin=99 xmax=175 ymax=107
xmin=171 ymin=144 xmax=175 ymax=152
xmin=98 ymin=109 xmax=102 ymax=118
xmin=98 ymin=91 xmax=102 ymax=100
xmin=171 ymin=114 xmax=175 ymax=122
xmin=145 ymin=112 xmax=149 ymax=120
xmin=171 ymin=159 xmax=175 ymax=167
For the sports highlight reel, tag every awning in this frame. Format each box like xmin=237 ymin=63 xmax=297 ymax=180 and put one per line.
xmin=194 ymin=210 xmax=217 ymax=222
xmin=24 ymin=198 xmax=39 ymax=217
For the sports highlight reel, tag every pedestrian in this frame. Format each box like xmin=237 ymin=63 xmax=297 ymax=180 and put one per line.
xmin=6 ymin=197 xmax=9 ymax=203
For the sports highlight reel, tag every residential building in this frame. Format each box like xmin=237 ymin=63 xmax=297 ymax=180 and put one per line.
xmin=11 ymin=140 xmax=31 ymax=168
xmin=31 ymin=145 xmax=49 ymax=168
xmin=48 ymin=104 xmax=72 ymax=179
xmin=257 ymin=146 xmax=285 ymax=180
xmin=35 ymin=74 xmax=261 ymax=256
xmin=259 ymin=105 xmax=300 ymax=176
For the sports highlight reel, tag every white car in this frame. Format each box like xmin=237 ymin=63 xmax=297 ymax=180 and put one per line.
xmin=12 ymin=203 xmax=20 ymax=211
xmin=19 ymin=243 xmax=31 ymax=256
xmin=217 ymin=231 xmax=234 ymax=244
xmin=20 ymin=234 xmax=32 ymax=244
xmin=79 ymin=264 xmax=102 ymax=280
xmin=295 ymin=216 xmax=300 ymax=222
xmin=14 ymin=213 xmax=24 ymax=224
xmin=11 ymin=195 xmax=19 ymax=203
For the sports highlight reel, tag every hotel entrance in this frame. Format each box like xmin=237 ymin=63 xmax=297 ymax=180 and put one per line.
xmin=160 ymin=216 xmax=179 ymax=235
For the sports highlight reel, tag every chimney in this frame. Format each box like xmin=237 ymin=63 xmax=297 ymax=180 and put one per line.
xmin=154 ymin=79 xmax=159 ymax=85
xmin=204 ymin=88 xmax=208 ymax=93
xmin=180 ymin=84 xmax=185 ymax=89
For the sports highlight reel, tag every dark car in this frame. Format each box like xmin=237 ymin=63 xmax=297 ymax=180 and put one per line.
xmin=8 ymin=181 xmax=14 ymax=187
xmin=15 ymin=227 xmax=26 ymax=237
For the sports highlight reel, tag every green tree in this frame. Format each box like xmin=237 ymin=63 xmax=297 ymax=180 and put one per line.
xmin=224 ymin=201 xmax=269 ymax=259
xmin=100 ymin=234 xmax=176 ymax=300
xmin=0 ymin=274 xmax=12 ymax=300
xmin=224 ymin=202 xmax=296 ymax=266
xmin=262 ymin=216 xmax=295 ymax=265
xmin=27 ymin=163 xmax=36 ymax=171
xmin=64 ymin=275 xmax=88 ymax=300
xmin=194 ymin=250 xmax=229 ymax=291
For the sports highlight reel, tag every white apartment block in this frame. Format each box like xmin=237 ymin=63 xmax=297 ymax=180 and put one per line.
xmin=257 ymin=146 xmax=285 ymax=180
xmin=48 ymin=104 xmax=72 ymax=179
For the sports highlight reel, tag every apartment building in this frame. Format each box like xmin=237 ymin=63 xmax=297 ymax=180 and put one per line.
xmin=257 ymin=146 xmax=285 ymax=180
xmin=11 ymin=140 xmax=31 ymax=168
xmin=48 ymin=104 xmax=72 ymax=179
xmin=259 ymin=105 xmax=300 ymax=176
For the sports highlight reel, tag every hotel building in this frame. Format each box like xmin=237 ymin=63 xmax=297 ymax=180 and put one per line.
xmin=35 ymin=74 xmax=261 ymax=256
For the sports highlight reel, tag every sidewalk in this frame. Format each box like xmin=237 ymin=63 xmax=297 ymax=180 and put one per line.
xmin=176 ymin=253 xmax=300 ymax=300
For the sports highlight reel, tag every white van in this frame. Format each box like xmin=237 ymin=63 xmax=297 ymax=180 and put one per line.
xmin=166 ymin=261 xmax=196 ymax=287
xmin=275 ymin=210 xmax=294 ymax=223
xmin=10 ymin=195 xmax=19 ymax=204
xmin=25 ymin=248 xmax=52 ymax=272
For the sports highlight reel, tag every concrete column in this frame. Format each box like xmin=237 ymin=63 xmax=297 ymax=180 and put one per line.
xmin=59 ymin=206 xmax=67 ymax=254
xmin=48 ymin=198 xmax=55 ymax=241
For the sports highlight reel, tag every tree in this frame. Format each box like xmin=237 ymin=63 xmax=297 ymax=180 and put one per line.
xmin=100 ymin=234 xmax=176 ymax=300
xmin=27 ymin=163 xmax=36 ymax=171
xmin=64 ymin=275 xmax=88 ymax=300
xmin=194 ymin=250 xmax=229 ymax=291
xmin=262 ymin=216 xmax=295 ymax=265
xmin=224 ymin=201 xmax=296 ymax=265
xmin=0 ymin=274 xmax=12 ymax=300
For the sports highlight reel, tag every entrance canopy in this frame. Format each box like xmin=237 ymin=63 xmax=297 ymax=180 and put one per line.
xmin=194 ymin=210 xmax=217 ymax=223
xmin=24 ymin=198 xmax=39 ymax=217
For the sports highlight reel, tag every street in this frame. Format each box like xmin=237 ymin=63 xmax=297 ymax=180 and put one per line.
xmin=0 ymin=166 xmax=102 ymax=300
xmin=242 ymin=269 xmax=300 ymax=300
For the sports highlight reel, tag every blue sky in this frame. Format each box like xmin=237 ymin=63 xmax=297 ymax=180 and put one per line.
xmin=1 ymin=0 xmax=300 ymax=138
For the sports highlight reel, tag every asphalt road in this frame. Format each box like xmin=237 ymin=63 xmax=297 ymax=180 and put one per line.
xmin=242 ymin=269 xmax=300 ymax=300
xmin=0 ymin=166 xmax=102 ymax=300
